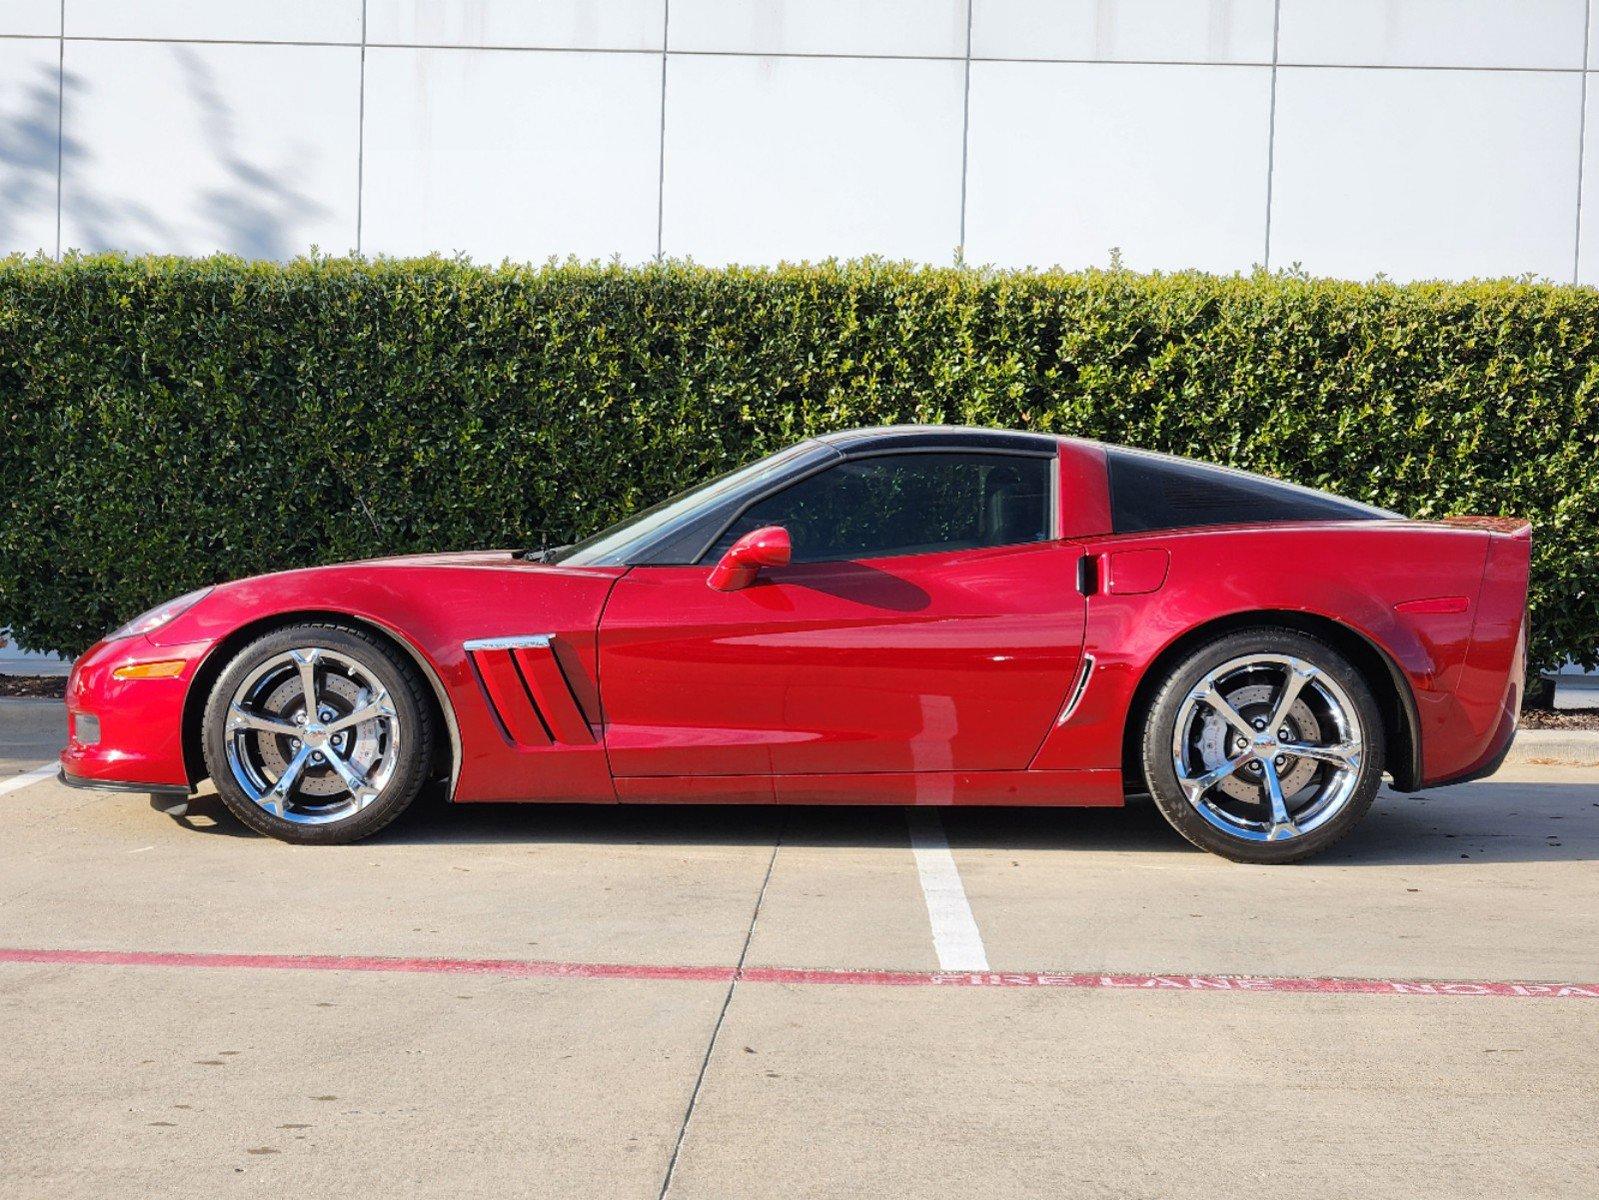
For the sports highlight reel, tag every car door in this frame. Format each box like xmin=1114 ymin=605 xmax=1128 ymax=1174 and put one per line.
xmin=596 ymin=451 xmax=1087 ymax=790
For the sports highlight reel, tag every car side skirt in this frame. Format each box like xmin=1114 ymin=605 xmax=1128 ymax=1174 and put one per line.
xmin=604 ymin=769 xmax=1124 ymax=807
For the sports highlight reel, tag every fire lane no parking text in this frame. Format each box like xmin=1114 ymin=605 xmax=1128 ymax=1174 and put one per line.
xmin=1 ymin=946 xmax=1595 ymax=1000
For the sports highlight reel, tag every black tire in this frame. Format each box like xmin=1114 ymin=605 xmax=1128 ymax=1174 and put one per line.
xmin=1141 ymin=628 xmax=1385 ymax=864
xmin=201 ymin=622 xmax=434 ymax=844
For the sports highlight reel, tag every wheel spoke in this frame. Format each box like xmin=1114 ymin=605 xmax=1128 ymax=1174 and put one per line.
xmin=1260 ymin=758 xmax=1299 ymax=840
xmin=264 ymin=742 xmax=315 ymax=816
xmin=291 ymin=648 xmax=321 ymax=715
xmin=1179 ymin=753 xmax=1251 ymax=802
xmin=1266 ymin=660 xmax=1316 ymax=736
xmin=1169 ymin=651 xmax=1367 ymax=846
xmin=1195 ymin=685 xmax=1257 ymax=741
xmin=323 ymin=689 xmax=393 ymax=735
xmin=1282 ymin=740 xmax=1362 ymax=771
xmin=225 ymin=643 xmax=407 ymax=826
xmin=321 ymin=746 xmax=379 ymax=809
xmin=226 ymin=704 xmax=299 ymax=737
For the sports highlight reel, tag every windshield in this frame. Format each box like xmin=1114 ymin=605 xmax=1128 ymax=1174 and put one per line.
xmin=551 ymin=441 xmax=820 ymax=566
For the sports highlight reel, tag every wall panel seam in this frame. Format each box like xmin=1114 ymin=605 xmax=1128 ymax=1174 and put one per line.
xmin=1576 ymin=0 xmax=1593 ymax=282
xmin=956 ymin=0 xmax=974 ymax=260
xmin=355 ymin=0 xmax=367 ymax=254
xmin=1263 ymin=0 xmax=1281 ymax=269
xmin=54 ymin=0 xmax=63 ymax=258
xmin=21 ymin=36 xmax=1599 ymax=74
xmin=655 ymin=0 xmax=670 ymax=259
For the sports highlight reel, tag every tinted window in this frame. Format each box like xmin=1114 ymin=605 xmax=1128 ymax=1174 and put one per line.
xmin=1105 ymin=448 xmax=1396 ymax=534
xmin=552 ymin=441 xmax=826 ymax=566
xmin=706 ymin=453 xmax=1052 ymax=563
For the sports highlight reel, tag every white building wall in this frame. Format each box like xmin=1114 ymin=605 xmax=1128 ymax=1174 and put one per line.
xmin=0 ymin=0 xmax=1595 ymax=281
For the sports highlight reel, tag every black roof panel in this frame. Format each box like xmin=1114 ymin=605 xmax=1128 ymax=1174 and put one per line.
xmin=815 ymin=425 xmax=1059 ymax=457
xmin=1103 ymin=445 xmax=1399 ymax=533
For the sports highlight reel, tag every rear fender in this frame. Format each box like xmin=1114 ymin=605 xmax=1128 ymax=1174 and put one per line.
xmin=1434 ymin=524 xmax=1532 ymax=783
xmin=1032 ymin=524 xmax=1490 ymax=784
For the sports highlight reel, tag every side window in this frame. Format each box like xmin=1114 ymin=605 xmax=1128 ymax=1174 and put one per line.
xmin=705 ymin=453 xmax=1052 ymax=563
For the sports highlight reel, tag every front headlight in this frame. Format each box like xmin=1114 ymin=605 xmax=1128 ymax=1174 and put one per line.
xmin=106 ymin=587 xmax=213 ymax=641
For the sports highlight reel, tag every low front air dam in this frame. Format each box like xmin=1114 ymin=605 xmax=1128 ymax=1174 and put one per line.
xmin=58 ymin=769 xmax=189 ymax=799
xmin=58 ymin=635 xmax=211 ymax=791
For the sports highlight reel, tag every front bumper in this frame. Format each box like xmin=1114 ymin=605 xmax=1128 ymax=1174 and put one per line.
xmin=59 ymin=635 xmax=213 ymax=790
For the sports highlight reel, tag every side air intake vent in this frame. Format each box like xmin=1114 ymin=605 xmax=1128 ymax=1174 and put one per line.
xmin=463 ymin=636 xmax=595 ymax=749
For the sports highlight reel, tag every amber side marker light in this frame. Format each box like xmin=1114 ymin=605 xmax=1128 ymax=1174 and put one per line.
xmin=1394 ymin=596 xmax=1470 ymax=615
xmin=111 ymin=660 xmax=187 ymax=681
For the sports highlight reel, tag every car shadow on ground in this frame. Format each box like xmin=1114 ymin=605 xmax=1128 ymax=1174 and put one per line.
xmin=166 ymin=777 xmax=1599 ymax=866
xmin=1325 ymin=782 xmax=1596 ymax=866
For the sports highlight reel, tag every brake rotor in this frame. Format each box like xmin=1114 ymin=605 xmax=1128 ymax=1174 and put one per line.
xmin=254 ymin=672 xmax=382 ymax=798
xmin=1195 ymin=682 xmax=1322 ymax=802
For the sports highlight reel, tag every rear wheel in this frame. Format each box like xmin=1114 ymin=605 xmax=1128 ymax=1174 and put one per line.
xmin=1141 ymin=629 xmax=1385 ymax=863
xmin=201 ymin=623 xmax=434 ymax=844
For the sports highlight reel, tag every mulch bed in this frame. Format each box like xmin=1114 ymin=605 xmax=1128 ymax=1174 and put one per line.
xmin=1520 ymin=707 xmax=1599 ymax=731
xmin=0 ymin=676 xmax=67 ymax=699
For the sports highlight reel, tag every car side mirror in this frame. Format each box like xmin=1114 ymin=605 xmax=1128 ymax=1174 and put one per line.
xmin=707 ymin=526 xmax=792 ymax=592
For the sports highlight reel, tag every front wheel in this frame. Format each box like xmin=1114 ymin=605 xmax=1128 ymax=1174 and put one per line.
xmin=201 ymin=623 xmax=434 ymax=844
xmin=1141 ymin=629 xmax=1385 ymax=863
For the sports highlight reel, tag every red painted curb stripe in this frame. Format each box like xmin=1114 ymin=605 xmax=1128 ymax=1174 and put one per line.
xmin=2 ymin=947 xmax=1597 ymax=999
xmin=0 ymin=948 xmax=733 ymax=983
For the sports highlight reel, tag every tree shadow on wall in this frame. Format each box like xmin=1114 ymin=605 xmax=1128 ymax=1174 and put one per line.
xmin=174 ymin=45 xmax=331 ymax=260
xmin=0 ymin=63 xmax=62 ymax=250
xmin=0 ymin=49 xmax=333 ymax=259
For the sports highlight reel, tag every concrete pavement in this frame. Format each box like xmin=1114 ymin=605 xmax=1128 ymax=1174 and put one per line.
xmin=1513 ymin=728 xmax=1599 ymax=767
xmin=1 ymin=698 xmax=65 ymax=777
xmin=2 ymin=698 xmax=1595 ymax=1198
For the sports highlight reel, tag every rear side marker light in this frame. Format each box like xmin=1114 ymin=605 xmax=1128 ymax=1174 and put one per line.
xmin=112 ymin=660 xmax=187 ymax=680
xmin=1394 ymin=596 xmax=1470 ymax=615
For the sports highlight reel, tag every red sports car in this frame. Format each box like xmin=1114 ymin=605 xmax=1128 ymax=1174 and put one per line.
xmin=60 ymin=426 xmax=1530 ymax=863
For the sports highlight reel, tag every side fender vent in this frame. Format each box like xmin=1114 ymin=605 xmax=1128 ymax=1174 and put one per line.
xmin=464 ymin=636 xmax=595 ymax=748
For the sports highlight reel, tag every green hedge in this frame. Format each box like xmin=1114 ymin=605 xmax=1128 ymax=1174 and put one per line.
xmin=2 ymin=255 xmax=1595 ymax=672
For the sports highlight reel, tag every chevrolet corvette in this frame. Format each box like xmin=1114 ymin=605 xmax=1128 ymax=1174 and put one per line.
xmin=59 ymin=425 xmax=1530 ymax=863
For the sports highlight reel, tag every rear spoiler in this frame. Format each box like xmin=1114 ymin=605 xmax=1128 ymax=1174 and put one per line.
xmin=1440 ymin=516 xmax=1532 ymax=537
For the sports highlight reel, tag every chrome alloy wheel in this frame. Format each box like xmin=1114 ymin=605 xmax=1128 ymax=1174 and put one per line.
xmin=223 ymin=647 xmax=400 ymax=824
xmin=1170 ymin=653 xmax=1364 ymax=843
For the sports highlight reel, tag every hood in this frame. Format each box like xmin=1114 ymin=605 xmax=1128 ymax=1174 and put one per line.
xmin=202 ymin=549 xmax=590 ymax=606
xmin=354 ymin=549 xmax=527 ymax=569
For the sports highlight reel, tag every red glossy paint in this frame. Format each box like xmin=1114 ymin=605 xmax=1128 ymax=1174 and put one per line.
xmin=61 ymin=636 xmax=210 ymax=787
xmin=70 ymin=554 xmax=626 ymax=801
xmin=1394 ymin=596 xmax=1471 ymax=615
xmin=707 ymin=525 xmax=791 ymax=592
xmin=598 ymin=541 xmax=1086 ymax=782
xmin=60 ymin=433 xmax=1532 ymax=810
xmin=1055 ymin=440 xmax=1112 ymax=539
xmin=1036 ymin=514 xmax=1530 ymax=789
xmin=1106 ymin=548 xmax=1170 ymax=595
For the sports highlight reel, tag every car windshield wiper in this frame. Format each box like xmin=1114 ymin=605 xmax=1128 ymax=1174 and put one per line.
xmin=516 ymin=545 xmax=569 ymax=563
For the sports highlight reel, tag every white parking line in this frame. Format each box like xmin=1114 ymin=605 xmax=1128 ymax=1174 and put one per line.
xmin=907 ymin=808 xmax=990 ymax=972
xmin=0 ymin=763 xmax=58 ymax=797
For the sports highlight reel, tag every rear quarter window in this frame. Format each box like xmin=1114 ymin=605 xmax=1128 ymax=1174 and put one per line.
xmin=1105 ymin=448 xmax=1396 ymax=534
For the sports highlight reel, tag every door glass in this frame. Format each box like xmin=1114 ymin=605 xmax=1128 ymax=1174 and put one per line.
xmin=552 ymin=441 xmax=822 ymax=566
xmin=706 ymin=453 xmax=1052 ymax=563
